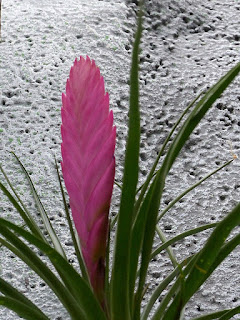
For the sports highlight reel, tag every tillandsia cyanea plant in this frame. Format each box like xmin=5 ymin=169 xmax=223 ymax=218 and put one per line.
xmin=1 ymin=3 xmax=240 ymax=320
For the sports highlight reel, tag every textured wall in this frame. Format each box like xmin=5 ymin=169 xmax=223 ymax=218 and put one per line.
xmin=0 ymin=0 xmax=240 ymax=319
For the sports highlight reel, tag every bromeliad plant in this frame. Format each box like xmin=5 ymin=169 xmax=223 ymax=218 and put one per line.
xmin=0 ymin=4 xmax=240 ymax=320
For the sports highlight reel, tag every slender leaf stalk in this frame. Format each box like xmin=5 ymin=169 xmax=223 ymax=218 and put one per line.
xmin=11 ymin=152 xmax=66 ymax=259
xmin=0 ymin=165 xmax=43 ymax=237
xmin=156 ymin=226 xmax=178 ymax=268
xmin=134 ymin=176 xmax=163 ymax=320
xmin=163 ymin=203 xmax=240 ymax=319
xmin=0 ymin=234 xmax=84 ymax=320
xmin=151 ymin=253 xmax=200 ymax=320
xmin=151 ymin=222 xmax=217 ymax=260
xmin=0 ymin=181 xmax=44 ymax=240
xmin=0 ymin=218 xmax=107 ymax=320
xmin=0 ymin=277 xmax=49 ymax=319
xmin=54 ymin=157 xmax=89 ymax=283
xmin=152 ymin=277 xmax=182 ymax=320
xmin=141 ymin=255 xmax=194 ymax=320
xmin=157 ymin=159 xmax=233 ymax=222
xmin=110 ymin=4 xmax=143 ymax=320
xmin=184 ymin=203 xmax=240 ymax=303
xmin=155 ymin=158 xmax=232 ymax=275
xmin=191 ymin=306 xmax=240 ymax=320
xmin=130 ymin=182 xmax=156 ymax=316
xmin=134 ymin=90 xmax=203 ymax=211
xmin=0 ymin=296 xmax=49 ymax=320
xmin=218 ymin=307 xmax=240 ymax=320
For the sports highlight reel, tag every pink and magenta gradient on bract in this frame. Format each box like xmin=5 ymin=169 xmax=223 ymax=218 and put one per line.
xmin=61 ymin=56 xmax=116 ymax=304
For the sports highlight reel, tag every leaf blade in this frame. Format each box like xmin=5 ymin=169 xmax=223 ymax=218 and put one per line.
xmin=0 ymin=218 xmax=107 ymax=320
xmin=134 ymin=61 xmax=240 ymax=316
xmin=191 ymin=306 xmax=240 ymax=320
xmin=110 ymin=5 xmax=143 ymax=320
xmin=54 ymin=157 xmax=89 ymax=283
xmin=0 ymin=296 xmax=49 ymax=320
xmin=11 ymin=152 xmax=66 ymax=259
xmin=162 ymin=203 xmax=240 ymax=319
xmin=0 ymin=277 xmax=49 ymax=320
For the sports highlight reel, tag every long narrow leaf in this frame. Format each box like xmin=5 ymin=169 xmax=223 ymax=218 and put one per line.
xmin=0 ymin=277 xmax=49 ymax=319
xmin=131 ymin=154 xmax=223 ymax=306
xmin=11 ymin=152 xmax=66 ymax=259
xmin=132 ymin=146 xmax=225 ymax=314
xmin=162 ymin=203 xmax=240 ymax=319
xmin=155 ymin=226 xmax=178 ymax=268
xmin=192 ymin=306 xmax=240 ymax=320
xmin=218 ymin=307 xmax=240 ymax=320
xmin=0 ymin=218 xmax=107 ymax=320
xmin=184 ymin=203 xmax=240 ymax=303
xmin=134 ymin=175 xmax=163 ymax=320
xmin=134 ymin=61 xmax=240 ymax=316
xmin=0 ymin=164 xmax=44 ymax=238
xmin=0 ymin=181 xmax=43 ymax=239
xmin=135 ymin=90 xmax=203 ymax=212
xmin=157 ymin=159 xmax=233 ymax=222
xmin=153 ymin=277 xmax=183 ymax=320
xmin=54 ymin=157 xmax=89 ymax=283
xmin=129 ymin=181 xmax=155 ymax=314
xmin=110 ymin=4 xmax=143 ymax=320
xmin=162 ymin=62 xmax=240 ymax=175
xmin=151 ymin=253 xmax=200 ymax=320
xmin=192 ymin=232 xmax=240 ymax=301
xmin=151 ymin=222 xmax=217 ymax=260
xmin=141 ymin=255 xmax=195 ymax=320
xmin=0 ymin=228 xmax=85 ymax=319
xmin=0 ymin=296 xmax=49 ymax=320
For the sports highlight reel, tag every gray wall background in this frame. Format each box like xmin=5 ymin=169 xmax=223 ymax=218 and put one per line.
xmin=0 ymin=0 xmax=240 ymax=319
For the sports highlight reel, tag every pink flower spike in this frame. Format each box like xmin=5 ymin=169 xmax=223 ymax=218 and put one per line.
xmin=61 ymin=56 xmax=116 ymax=304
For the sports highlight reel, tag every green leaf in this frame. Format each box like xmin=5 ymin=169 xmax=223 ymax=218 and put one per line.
xmin=110 ymin=5 xmax=143 ymax=320
xmin=0 ymin=164 xmax=44 ymax=239
xmin=0 ymin=277 xmax=49 ymax=319
xmin=161 ymin=62 xmax=240 ymax=176
xmin=155 ymin=226 xmax=178 ymax=267
xmin=134 ymin=61 xmax=240 ymax=317
xmin=11 ymin=152 xmax=66 ymax=259
xmin=0 ymin=296 xmax=49 ymax=320
xmin=0 ymin=218 xmax=107 ymax=320
xmin=162 ymin=203 xmax=240 ymax=319
xmin=132 ymin=91 xmax=217 ymax=318
xmin=153 ymin=276 xmax=183 ymax=320
xmin=191 ymin=305 xmax=240 ymax=320
xmin=151 ymin=222 xmax=217 ymax=260
xmin=134 ymin=90 xmax=203 ymax=213
xmin=0 ymin=180 xmax=43 ymax=239
xmin=157 ymin=159 xmax=233 ymax=222
xmin=134 ymin=176 xmax=162 ymax=320
xmin=129 ymin=181 xmax=155 ymax=315
xmin=54 ymin=157 xmax=89 ymax=283
xmin=0 ymin=226 xmax=84 ymax=319
xmin=131 ymin=95 xmax=210 ymax=304
xmin=184 ymin=203 xmax=240 ymax=302
xmin=141 ymin=255 xmax=194 ymax=320
xmin=151 ymin=253 xmax=200 ymax=320
xmin=218 ymin=306 xmax=240 ymax=320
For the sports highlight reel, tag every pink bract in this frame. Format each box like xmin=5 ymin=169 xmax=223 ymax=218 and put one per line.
xmin=61 ymin=56 xmax=116 ymax=303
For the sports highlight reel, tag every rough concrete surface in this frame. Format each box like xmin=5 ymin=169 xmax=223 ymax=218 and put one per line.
xmin=0 ymin=0 xmax=240 ymax=319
